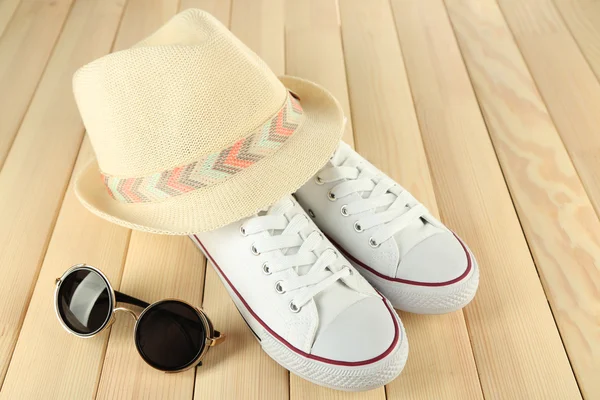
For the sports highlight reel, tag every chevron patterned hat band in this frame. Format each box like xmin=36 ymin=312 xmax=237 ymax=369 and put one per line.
xmin=101 ymin=91 xmax=304 ymax=204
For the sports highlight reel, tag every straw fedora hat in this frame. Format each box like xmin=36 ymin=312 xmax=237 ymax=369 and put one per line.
xmin=73 ymin=9 xmax=344 ymax=234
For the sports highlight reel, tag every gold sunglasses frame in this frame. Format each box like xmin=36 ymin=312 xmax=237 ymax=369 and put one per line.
xmin=54 ymin=264 xmax=225 ymax=373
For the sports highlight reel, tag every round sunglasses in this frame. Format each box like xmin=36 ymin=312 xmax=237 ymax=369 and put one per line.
xmin=54 ymin=264 xmax=224 ymax=372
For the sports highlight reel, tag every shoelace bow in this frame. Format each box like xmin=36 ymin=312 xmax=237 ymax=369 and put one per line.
xmin=317 ymin=146 xmax=429 ymax=247
xmin=241 ymin=197 xmax=350 ymax=312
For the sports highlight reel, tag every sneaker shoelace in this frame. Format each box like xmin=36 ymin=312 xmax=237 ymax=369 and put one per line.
xmin=241 ymin=197 xmax=351 ymax=313
xmin=316 ymin=144 xmax=429 ymax=247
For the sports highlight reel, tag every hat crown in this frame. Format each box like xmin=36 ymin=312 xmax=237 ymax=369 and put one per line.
xmin=73 ymin=9 xmax=286 ymax=177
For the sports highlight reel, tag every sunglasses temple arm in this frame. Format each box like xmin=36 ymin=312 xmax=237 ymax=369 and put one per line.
xmin=114 ymin=291 xmax=151 ymax=309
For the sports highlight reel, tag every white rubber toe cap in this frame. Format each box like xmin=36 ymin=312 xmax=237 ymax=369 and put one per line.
xmin=310 ymin=296 xmax=397 ymax=362
xmin=396 ymin=232 xmax=470 ymax=285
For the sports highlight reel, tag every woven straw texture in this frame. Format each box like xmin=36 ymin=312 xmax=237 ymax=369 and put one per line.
xmin=73 ymin=9 xmax=344 ymax=234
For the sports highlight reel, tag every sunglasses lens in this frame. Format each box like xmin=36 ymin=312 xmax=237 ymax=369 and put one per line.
xmin=57 ymin=268 xmax=112 ymax=335
xmin=135 ymin=301 xmax=206 ymax=372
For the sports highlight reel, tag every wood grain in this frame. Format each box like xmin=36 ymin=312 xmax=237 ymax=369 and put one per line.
xmin=389 ymin=313 xmax=485 ymax=400
xmin=0 ymin=0 xmax=75 ymax=168
xmin=285 ymin=0 xmax=355 ymax=147
xmin=113 ymin=0 xmax=179 ymax=51
xmin=0 ymin=0 xmax=125 ymax=386
xmin=0 ymin=0 xmax=597 ymax=397
xmin=192 ymin=1 xmax=289 ymax=399
xmin=445 ymin=0 xmax=600 ymax=396
xmin=553 ymin=0 xmax=600 ymax=82
xmin=338 ymin=1 xmax=483 ymax=399
xmin=389 ymin=0 xmax=581 ymax=398
xmin=496 ymin=0 xmax=600 ymax=220
xmin=0 ymin=138 xmax=131 ymax=399
xmin=291 ymin=384 xmax=382 ymax=400
xmin=0 ymin=0 xmax=22 ymax=38
xmin=230 ymin=0 xmax=284 ymax=76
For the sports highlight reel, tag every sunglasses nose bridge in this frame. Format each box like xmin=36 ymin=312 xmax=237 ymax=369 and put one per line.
xmin=114 ymin=307 xmax=139 ymax=322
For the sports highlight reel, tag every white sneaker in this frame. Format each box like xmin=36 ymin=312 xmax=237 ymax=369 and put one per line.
xmin=190 ymin=196 xmax=408 ymax=391
xmin=295 ymin=142 xmax=479 ymax=314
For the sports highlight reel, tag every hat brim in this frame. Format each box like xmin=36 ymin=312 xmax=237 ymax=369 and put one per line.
xmin=75 ymin=76 xmax=344 ymax=234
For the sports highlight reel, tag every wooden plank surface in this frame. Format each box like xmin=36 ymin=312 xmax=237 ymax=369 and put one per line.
xmin=230 ymin=0 xmax=284 ymax=76
xmin=496 ymin=0 xmax=600 ymax=219
xmin=285 ymin=0 xmax=355 ymax=147
xmin=338 ymin=1 xmax=482 ymax=399
xmin=553 ymin=0 xmax=600 ymax=81
xmin=192 ymin=1 xmax=289 ymax=399
xmin=0 ymin=0 xmax=74 ymax=168
xmin=445 ymin=0 xmax=600 ymax=396
xmin=388 ymin=0 xmax=581 ymax=398
xmin=0 ymin=138 xmax=131 ymax=399
xmin=0 ymin=0 xmax=598 ymax=397
xmin=0 ymin=0 xmax=22 ymax=38
xmin=0 ymin=0 xmax=125 ymax=386
xmin=111 ymin=0 xmax=179 ymax=51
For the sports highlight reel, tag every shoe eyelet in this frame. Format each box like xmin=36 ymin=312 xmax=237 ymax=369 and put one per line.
xmin=340 ymin=205 xmax=349 ymax=216
xmin=289 ymin=301 xmax=300 ymax=313
xmin=251 ymin=244 xmax=260 ymax=255
xmin=315 ymin=176 xmax=324 ymax=185
xmin=240 ymin=225 xmax=247 ymax=236
xmin=354 ymin=222 xmax=363 ymax=232
xmin=368 ymin=237 xmax=380 ymax=248
xmin=275 ymin=281 xmax=286 ymax=294
xmin=307 ymin=209 xmax=316 ymax=218
xmin=346 ymin=266 xmax=354 ymax=275
xmin=262 ymin=262 xmax=271 ymax=275
xmin=327 ymin=191 xmax=336 ymax=201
